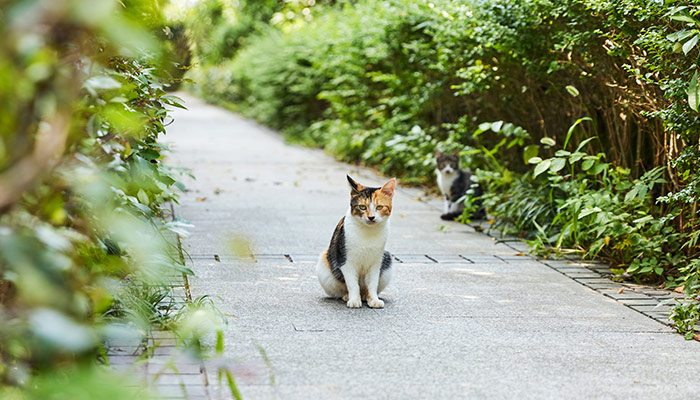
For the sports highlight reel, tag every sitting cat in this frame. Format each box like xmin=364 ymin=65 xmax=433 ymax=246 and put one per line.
xmin=316 ymin=175 xmax=395 ymax=308
xmin=435 ymin=150 xmax=485 ymax=221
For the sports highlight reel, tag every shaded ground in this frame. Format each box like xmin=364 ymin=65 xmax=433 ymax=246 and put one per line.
xmin=165 ymin=94 xmax=700 ymax=399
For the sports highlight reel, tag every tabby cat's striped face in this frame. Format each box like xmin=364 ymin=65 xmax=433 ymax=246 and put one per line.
xmin=347 ymin=175 xmax=396 ymax=226
xmin=436 ymin=150 xmax=460 ymax=175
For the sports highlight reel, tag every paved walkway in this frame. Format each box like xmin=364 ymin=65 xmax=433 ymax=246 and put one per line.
xmin=165 ymin=94 xmax=700 ymax=399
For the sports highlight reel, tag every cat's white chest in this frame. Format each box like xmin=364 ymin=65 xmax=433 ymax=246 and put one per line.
xmin=437 ymin=170 xmax=457 ymax=196
xmin=344 ymin=217 xmax=388 ymax=272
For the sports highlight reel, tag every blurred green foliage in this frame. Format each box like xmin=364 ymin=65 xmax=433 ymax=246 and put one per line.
xmin=0 ymin=0 xmax=220 ymax=396
xmin=187 ymin=0 xmax=700 ymax=335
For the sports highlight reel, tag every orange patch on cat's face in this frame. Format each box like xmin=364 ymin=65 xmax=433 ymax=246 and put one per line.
xmin=372 ymin=191 xmax=392 ymax=217
xmin=349 ymin=190 xmax=392 ymax=222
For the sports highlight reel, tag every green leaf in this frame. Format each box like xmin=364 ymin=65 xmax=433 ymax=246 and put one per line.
xmin=173 ymin=264 xmax=194 ymax=275
xmin=554 ymin=150 xmax=571 ymax=157
xmin=569 ymin=151 xmax=586 ymax=163
xmin=667 ymin=29 xmax=695 ymax=42
xmin=581 ymin=159 xmax=595 ymax=171
xmin=578 ymin=207 xmax=602 ymax=219
xmin=624 ymin=187 xmax=639 ymax=203
xmin=683 ymin=34 xmax=699 ymax=54
xmin=589 ymin=162 xmax=607 ymax=175
xmin=475 ymin=122 xmax=493 ymax=135
xmin=216 ymin=330 xmax=224 ymax=355
xmin=534 ymin=159 xmax=551 ymax=177
xmin=549 ymin=157 xmax=566 ymax=172
xmin=29 ymin=309 xmax=96 ymax=352
xmin=527 ymin=156 xmax=542 ymax=164
xmin=137 ymin=189 xmax=149 ymax=205
xmin=632 ymin=215 xmax=654 ymax=224
xmin=491 ymin=120 xmax=504 ymax=132
xmin=671 ymin=14 xmax=699 ymax=24
xmin=575 ymin=137 xmax=597 ymax=152
xmin=564 ymin=117 xmax=592 ymax=150
xmin=139 ymin=148 xmax=160 ymax=160
xmin=161 ymin=220 xmax=193 ymax=237
xmin=83 ymin=76 xmax=122 ymax=96
xmin=224 ymin=369 xmax=243 ymax=400
xmin=688 ymin=70 xmax=700 ymax=112
xmin=540 ymin=137 xmax=555 ymax=146
xmin=565 ymin=85 xmax=579 ymax=97
xmin=523 ymin=145 xmax=539 ymax=164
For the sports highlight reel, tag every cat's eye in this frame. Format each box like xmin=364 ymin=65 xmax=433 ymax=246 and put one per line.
xmin=358 ymin=205 xmax=367 ymax=210
xmin=376 ymin=205 xmax=383 ymax=210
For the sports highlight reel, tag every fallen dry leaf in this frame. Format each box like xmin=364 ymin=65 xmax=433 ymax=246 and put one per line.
xmin=214 ymin=254 xmax=220 ymax=262
xmin=214 ymin=188 xmax=221 ymax=195
xmin=674 ymin=286 xmax=685 ymax=294
xmin=618 ymin=288 xmax=625 ymax=294
xmin=195 ymin=197 xmax=207 ymax=202
xmin=514 ymin=252 xmax=525 ymax=256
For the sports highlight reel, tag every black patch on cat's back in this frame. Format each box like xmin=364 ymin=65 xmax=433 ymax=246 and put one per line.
xmin=447 ymin=169 xmax=485 ymax=220
xmin=448 ymin=170 xmax=469 ymax=202
xmin=327 ymin=217 xmax=347 ymax=282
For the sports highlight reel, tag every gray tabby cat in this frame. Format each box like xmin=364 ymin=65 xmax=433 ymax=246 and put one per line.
xmin=435 ymin=150 xmax=484 ymax=221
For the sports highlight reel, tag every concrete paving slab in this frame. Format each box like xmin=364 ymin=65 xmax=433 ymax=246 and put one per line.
xmin=165 ymin=93 xmax=700 ymax=399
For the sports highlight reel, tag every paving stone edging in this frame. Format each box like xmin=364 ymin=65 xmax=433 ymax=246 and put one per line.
xmin=106 ymin=204 xmax=212 ymax=400
xmin=406 ymin=186 xmax=687 ymax=330
xmin=471 ymin=220 xmax=686 ymax=328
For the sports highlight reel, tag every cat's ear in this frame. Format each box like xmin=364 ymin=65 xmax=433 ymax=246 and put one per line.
xmin=435 ymin=150 xmax=442 ymax=157
xmin=381 ymin=178 xmax=396 ymax=197
xmin=347 ymin=175 xmax=365 ymax=193
xmin=452 ymin=149 xmax=460 ymax=156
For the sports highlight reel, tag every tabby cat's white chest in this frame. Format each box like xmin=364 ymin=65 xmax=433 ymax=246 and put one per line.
xmin=437 ymin=169 xmax=457 ymax=196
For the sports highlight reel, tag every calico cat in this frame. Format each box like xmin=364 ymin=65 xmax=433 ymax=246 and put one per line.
xmin=316 ymin=175 xmax=395 ymax=308
xmin=435 ymin=150 xmax=484 ymax=221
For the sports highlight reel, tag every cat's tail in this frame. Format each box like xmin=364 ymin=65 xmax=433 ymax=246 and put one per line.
xmin=440 ymin=211 xmax=462 ymax=221
xmin=316 ymin=250 xmax=347 ymax=298
xmin=441 ymin=208 xmax=486 ymax=221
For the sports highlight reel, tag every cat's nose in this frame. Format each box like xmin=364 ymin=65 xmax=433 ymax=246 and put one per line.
xmin=368 ymin=216 xmax=375 ymax=221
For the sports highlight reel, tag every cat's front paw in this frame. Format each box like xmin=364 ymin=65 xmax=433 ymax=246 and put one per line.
xmin=346 ymin=297 xmax=363 ymax=308
xmin=367 ymin=297 xmax=385 ymax=309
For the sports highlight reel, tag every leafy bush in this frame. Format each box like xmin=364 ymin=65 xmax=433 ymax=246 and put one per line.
xmin=187 ymin=0 xmax=700 ymax=335
xmin=0 ymin=0 xmax=226 ymax=395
